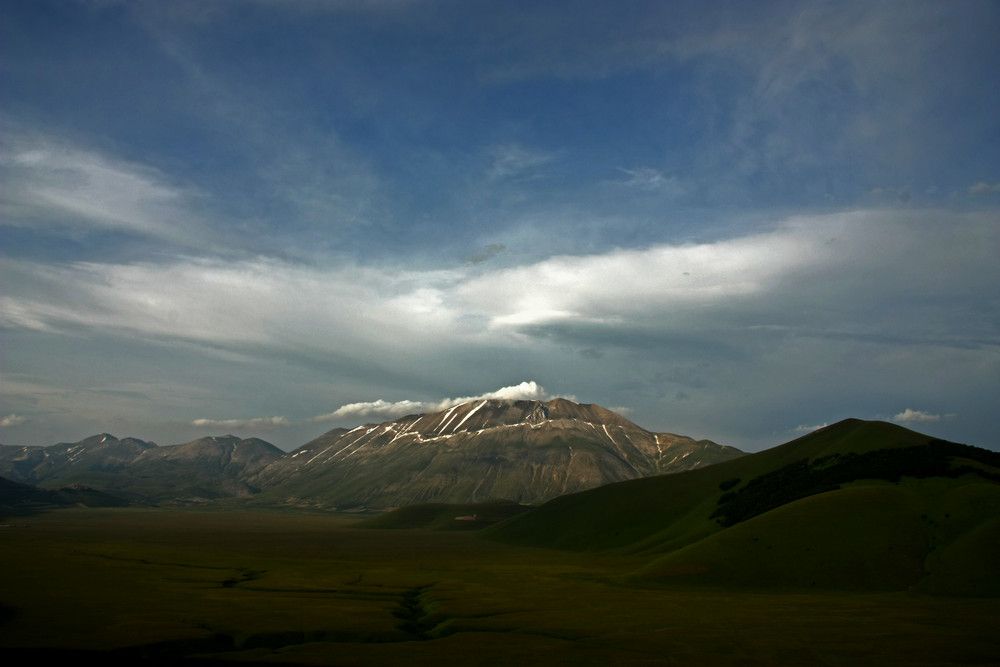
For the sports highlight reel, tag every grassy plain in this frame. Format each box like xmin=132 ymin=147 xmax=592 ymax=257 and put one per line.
xmin=1 ymin=507 xmax=998 ymax=665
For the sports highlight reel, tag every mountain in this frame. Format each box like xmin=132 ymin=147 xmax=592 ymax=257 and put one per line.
xmin=0 ymin=434 xmax=155 ymax=484
xmin=484 ymin=419 xmax=1000 ymax=595
xmin=250 ymin=398 xmax=744 ymax=508
xmin=0 ymin=434 xmax=284 ymax=502
xmin=0 ymin=400 xmax=740 ymax=508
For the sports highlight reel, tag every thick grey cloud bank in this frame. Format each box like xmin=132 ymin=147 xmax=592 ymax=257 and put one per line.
xmin=5 ymin=209 xmax=995 ymax=357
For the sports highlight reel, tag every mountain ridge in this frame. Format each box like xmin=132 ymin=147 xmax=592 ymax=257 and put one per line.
xmin=249 ymin=398 xmax=744 ymax=508
xmin=0 ymin=434 xmax=284 ymax=502
xmin=0 ymin=398 xmax=743 ymax=507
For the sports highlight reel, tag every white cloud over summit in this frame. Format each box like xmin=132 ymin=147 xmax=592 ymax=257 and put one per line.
xmin=314 ymin=381 xmax=555 ymax=422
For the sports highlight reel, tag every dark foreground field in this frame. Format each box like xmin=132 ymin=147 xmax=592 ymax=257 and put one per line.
xmin=2 ymin=508 xmax=998 ymax=665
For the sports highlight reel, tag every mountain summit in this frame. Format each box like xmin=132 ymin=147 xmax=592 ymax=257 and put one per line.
xmin=251 ymin=398 xmax=743 ymax=508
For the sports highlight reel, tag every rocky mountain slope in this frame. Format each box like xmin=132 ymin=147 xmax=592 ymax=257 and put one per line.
xmin=0 ymin=434 xmax=284 ymax=502
xmin=250 ymin=398 xmax=744 ymax=508
xmin=0 ymin=434 xmax=156 ymax=483
xmin=0 ymin=399 xmax=742 ymax=507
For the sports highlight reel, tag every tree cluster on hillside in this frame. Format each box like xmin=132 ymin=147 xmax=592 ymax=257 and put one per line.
xmin=711 ymin=440 xmax=1000 ymax=527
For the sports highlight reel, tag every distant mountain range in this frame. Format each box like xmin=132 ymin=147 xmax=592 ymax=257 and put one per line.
xmin=0 ymin=434 xmax=284 ymax=506
xmin=0 ymin=399 xmax=743 ymax=509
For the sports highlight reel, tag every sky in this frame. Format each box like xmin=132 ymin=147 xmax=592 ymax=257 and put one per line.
xmin=1 ymin=0 xmax=998 ymax=452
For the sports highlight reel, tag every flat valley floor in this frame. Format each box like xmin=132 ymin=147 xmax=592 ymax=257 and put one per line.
xmin=2 ymin=508 xmax=998 ymax=665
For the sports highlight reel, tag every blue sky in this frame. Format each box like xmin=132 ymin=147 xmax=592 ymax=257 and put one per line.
xmin=2 ymin=0 xmax=998 ymax=451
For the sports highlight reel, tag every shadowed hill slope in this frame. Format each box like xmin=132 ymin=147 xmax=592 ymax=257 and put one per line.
xmin=0 ymin=476 xmax=129 ymax=514
xmin=483 ymin=419 xmax=1000 ymax=594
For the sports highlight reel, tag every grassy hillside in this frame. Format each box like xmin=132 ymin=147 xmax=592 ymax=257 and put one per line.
xmin=484 ymin=419 xmax=931 ymax=551
xmin=484 ymin=419 xmax=1000 ymax=594
xmin=639 ymin=479 xmax=1000 ymax=594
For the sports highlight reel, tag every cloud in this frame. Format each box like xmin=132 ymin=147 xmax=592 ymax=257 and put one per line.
xmin=614 ymin=167 xmax=685 ymax=197
xmin=190 ymin=416 xmax=291 ymax=430
xmin=892 ymin=408 xmax=942 ymax=424
xmin=129 ymin=12 xmax=386 ymax=236
xmin=4 ymin=208 xmax=996 ymax=366
xmin=0 ymin=133 xmax=208 ymax=247
xmin=869 ymin=187 xmax=912 ymax=203
xmin=969 ymin=182 xmax=1000 ymax=196
xmin=794 ymin=422 xmax=829 ymax=433
xmin=2 ymin=206 xmax=996 ymax=450
xmin=3 ymin=206 xmax=997 ymax=450
xmin=313 ymin=380 xmax=555 ymax=422
xmin=0 ymin=414 xmax=29 ymax=428
xmin=0 ymin=256 xmax=464 ymax=357
xmin=457 ymin=219 xmax=817 ymax=331
xmin=488 ymin=144 xmax=555 ymax=180
xmin=457 ymin=209 xmax=999 ymax=350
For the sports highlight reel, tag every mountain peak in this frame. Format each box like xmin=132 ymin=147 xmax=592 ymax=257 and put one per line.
xmin=252 ymin=400 xmax=743 ymax=508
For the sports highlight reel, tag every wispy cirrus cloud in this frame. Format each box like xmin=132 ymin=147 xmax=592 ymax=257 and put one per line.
xmin=313 ymin=380 xmax=555 ymax=422
xmin=0 ymin=132 xmax=209 ymax=248
xmin=614 ymin=167 xmax=685 ymax=197
xmin=487 ymin=144 xmax=556 ymax=180
xmin=0 ymin=255 xmax=463 ymax=354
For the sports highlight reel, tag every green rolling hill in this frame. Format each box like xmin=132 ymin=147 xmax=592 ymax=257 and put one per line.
xmin=483 ymin=419 xmax=1000 ymax=595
